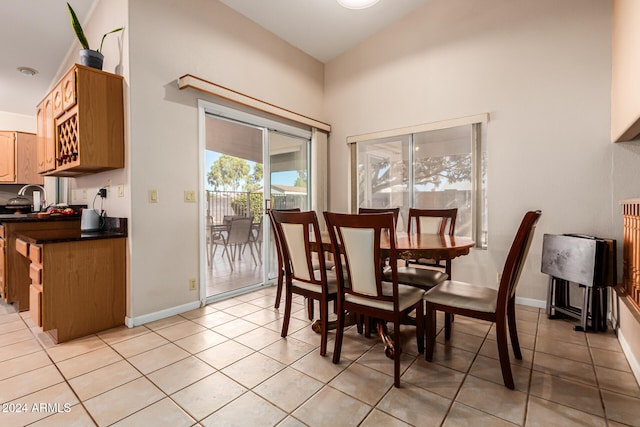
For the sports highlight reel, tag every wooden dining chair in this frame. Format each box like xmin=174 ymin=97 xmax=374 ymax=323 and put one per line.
xmin=324 ymin=211 xmax=425 ymax=387
xmin=424 ymin=210 xmax=542 ymax=389
xmin=269 ymin=208 xmax=300 ymax=310
xmin=358 ymin=207 xmax=400 ymax=226
xmin=383 ymin=208 xmax=458 ymax=291
xmin=271 ymin=210 xmax=338 ymax=356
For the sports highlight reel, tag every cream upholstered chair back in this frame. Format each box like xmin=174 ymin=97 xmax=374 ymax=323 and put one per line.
xmin=408 ymin=208 xmax=457 ymax=236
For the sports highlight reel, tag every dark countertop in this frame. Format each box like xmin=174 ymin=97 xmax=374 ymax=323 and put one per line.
xmin=15 ymin=217 xmax=127 ymax=244
xmin=0 ymin=213 xmax=82 ymax=223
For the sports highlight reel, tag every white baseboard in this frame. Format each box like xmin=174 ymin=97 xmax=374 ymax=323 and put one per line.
xmin=515 ymin=296 xmax=546 ymax=309
xmin=618 ymin=328 xmax=640 ymax=386
xmin=125 ymin=301 xmax=202 ymax=328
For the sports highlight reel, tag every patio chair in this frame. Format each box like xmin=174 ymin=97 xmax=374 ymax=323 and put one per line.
xmin=211 ymin=216 xmax=256 ymax=270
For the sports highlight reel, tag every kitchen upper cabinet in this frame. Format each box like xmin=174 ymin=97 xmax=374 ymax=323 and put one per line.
xmin=36 ymin=64 xmax=124 ymax=176
xmin=0 ymin=131 xmax=44 ymax=184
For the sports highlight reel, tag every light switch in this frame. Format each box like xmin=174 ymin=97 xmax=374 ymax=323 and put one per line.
xmin=118 ymin=185 xmax=124 ymax=198
xmin=184 ymin=190 xmax=196 ymax=203
xmin=149 ymin=189 xmax=158 ymax=203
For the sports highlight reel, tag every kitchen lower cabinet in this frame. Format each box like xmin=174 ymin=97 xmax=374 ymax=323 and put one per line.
xmin=17 ymin=234 xmax=126 ymax=343
xmin=0 ymin=219 xmax=80 ymax=311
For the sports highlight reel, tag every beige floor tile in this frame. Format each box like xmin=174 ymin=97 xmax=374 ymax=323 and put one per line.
xmin=428 ymin=342 xmax=476 ymax=373
xmin=377 ymin=383 xmax=451 ymax=426
xmin=360 ymin=409 xmax=411 ymax=427
xmin=525 ymin=395 xmax=606 ymax=427
xmin=291 ymin=350 xmax=349 ymax=383
xmin=152 ymin=320 xmax=207 ymax=341
xmin=263 ymin=316 xmax=308 ymax=334
xmin=127 ymin=343 xmax=190 ymax=374
xmin=144 ymin=315 xmax=187 ymax=331
xmin=45 ymin=335 xmax=106 ymax=363
xmin=536 ymin=321 xmax=587 ymax=346
xmin=56 ymin=346 xmax=124 ymax=379
xmin=0 ymin=383 xmax=80 ymax=426
xmin=0 ymin=350 xmax=52 ymax=381
xmin=221 ymin=302 xmax=264 ymax=317
xmin=0 ymin=338 xmax=44 ymax=362
xmin=535 ymin=335 xmax=592 ymax=364
xmin=201 ymin=391 xmax=287 ymax=427
xmin=147 ymin=356 xmax=216 ymax=395
xmin=443 ymin=402 xmax=519 ymax=427
xmin=29 ymin=403 xmax=95 ymax=427
xmin=532 ymin=351 xmax=597 ymax=386
xmin=213 ymin=318 xmax=260 ymax=338
xmin=0 ymin=327 xmax=33 ymax=346
xmin=111 ymin=331 xmax=170 ymax=358
xmin=590 ymin=347 xmax=632 ymax=372
xmin=456 ymin=375 xmax=527 ymax=425
xmin=587 ymin=330 xmax=622 ymax=351
xmin=242 ymin=307 xmax=284 ymax=326
xmin=245 ymin=295 xmax=279 ymax=309
xmin=601 ymin=389 xmax=640 ymax=426
xmin=529 ymin=371 xmax=603 ymax=417
xmin=293 ymin=386 xmax=371 ymax=427
xmin=179 ymin=305 xmax=217 ymax=320
xmin=222 ymin=351 xmax=286 ymax=388
xmin=111 ymin=397 xmax=196 ymax=427
xmin=446 ymin=317 xmax=492 ymax=339
xmin=402 ymin=358 xmax=465 ymax=398
xmin=234 ymin=326 xmax=285 ymax=351
xmin=191 ymin=310 xmax=237 ymax=328
xmin=478 ymin=338 xmax=534 ymax=367
xmin=0 ymin=312 xmax=21 ymax=324
xmin=173 ymin=329 xmax=228 ymax=354
xmin=83 ymin=377 xmax=164 ymax=426
xmin=97 ymin=325 xmax=151 ymax=345
xmin=259 ymin=336 xmax=316 ymax=365
xmin=0 ymin=319 xmax=28 ymax=336
xmin=171 ymin=372 xmax=247 ymax=421
xmin=330 ymin=362 xmax=394 ymax=405
xmin=355 ymin=343 xmax=415 ymax=380
xmin=254 ymin=367 xmax=323 ymax=412
xmin=277 ymin=416 xmax=308 ymax=427
xmin=468 ymin=354 xmax=531 ymax=392
xmin=436 ymin=329 xmax=485 ymax=354
xmin=485 ymin=328 xmax=536 ymax=351
xmin=595 ymin=365 xmax=640 ymax=398
xmin=0 ymin=364 xmax=64 ymax=403
xmin=68 ymin=360 xmax=141 ymax=401
xmin=196 ymin=340 xmax=255 ymax=369
xmin=210 ymin=297 xmax=245 ymax=310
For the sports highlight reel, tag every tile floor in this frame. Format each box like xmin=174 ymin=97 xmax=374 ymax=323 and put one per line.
xmin=1 ymin=286 xmax=640 ymax=426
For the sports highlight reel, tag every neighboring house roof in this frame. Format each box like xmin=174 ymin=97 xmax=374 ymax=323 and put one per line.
xmin=269 ymin=184 xmax=307 ymax=195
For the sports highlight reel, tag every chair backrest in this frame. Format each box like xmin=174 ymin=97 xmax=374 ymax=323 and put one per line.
xmin=497 ymin=210 xmax=542 ymax=310
xmin=324 ymin=212 xmax=397 ymax=303
xmin=226 ymin=217 xmax=253 ymax=245
xmin=268 ymin=208 xmax=301 ymax=269
xmin=407 ymin=208 xmax=457 ymax=235
xmin=358 ymin=207 xmax=400 ymax=226
xmin=271 ymin=210 xmax=328 ymax=287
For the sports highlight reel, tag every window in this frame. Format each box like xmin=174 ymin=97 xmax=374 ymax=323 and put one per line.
xmin=351 ymin=114 xmax=487 ymax=248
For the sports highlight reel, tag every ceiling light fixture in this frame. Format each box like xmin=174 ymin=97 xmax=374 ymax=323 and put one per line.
xmin=16 ymin=66 xmax=38 ymax=77
xmin=336 ymin=0 xmax=380 ymax=10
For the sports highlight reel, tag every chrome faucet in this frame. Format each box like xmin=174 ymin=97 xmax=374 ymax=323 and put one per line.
xmin=18 ymin=184 xmax=47 ymax=212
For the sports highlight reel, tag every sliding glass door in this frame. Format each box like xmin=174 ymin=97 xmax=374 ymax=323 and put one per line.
xmin=202 ymin=104 xmax=311 ymax=301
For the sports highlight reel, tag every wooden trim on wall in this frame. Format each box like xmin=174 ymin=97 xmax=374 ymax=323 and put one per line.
xmin=178 ymin=74 xmax=331 ymax=133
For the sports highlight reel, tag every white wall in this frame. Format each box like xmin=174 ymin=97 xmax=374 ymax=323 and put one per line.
xmin=126 ymin=0 xmax=324 ymax=318
xmin=325 ymin=0 xmax=613 ymax=302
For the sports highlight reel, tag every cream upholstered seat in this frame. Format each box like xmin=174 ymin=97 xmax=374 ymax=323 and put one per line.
xmin=424 ymin=210 xmax=542 ymax=389
xmin=270 ymin=210 xmax=337 ymax=356
xmin=324 ymin=211 xmax=425 ymax=388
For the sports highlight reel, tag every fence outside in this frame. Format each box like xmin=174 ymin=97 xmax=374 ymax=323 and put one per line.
xmin=206 ymin=190 xmax=307 ymax=223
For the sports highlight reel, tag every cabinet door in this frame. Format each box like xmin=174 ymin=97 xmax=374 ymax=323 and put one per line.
xmin=0 ymin=131 xmax=16 ymax=183
xmin=61 ymin=68 xmax=76 ymax=111
xmin=36 ymin=94 xmax=56 ymax=173
xmin=15 ymin=133 xmax=42 ymax=184
xmin=52 ymin=82 xmax=64 ymax=118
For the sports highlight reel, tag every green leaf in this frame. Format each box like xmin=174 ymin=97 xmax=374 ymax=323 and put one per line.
xmin=67 ymin=3 xmax=90 ymax=50
xmin=98 ymin=27 xmax=124 ymax=53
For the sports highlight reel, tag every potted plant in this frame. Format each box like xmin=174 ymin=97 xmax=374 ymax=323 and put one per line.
xmin=67 ymin=2 xmax=123 ymax=70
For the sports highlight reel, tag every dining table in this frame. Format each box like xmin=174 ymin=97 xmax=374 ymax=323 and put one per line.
xmin=311 ymin=230 xmax=475 ymax=358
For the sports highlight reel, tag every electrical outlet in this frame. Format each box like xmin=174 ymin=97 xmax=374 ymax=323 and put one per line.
xmin=149 ymin=189 xmax=158 ymax=203
xmin=118 ymin=185 xmax=124 ymax=197
xmin=189 ymin=278 xmax=197 ymax=291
